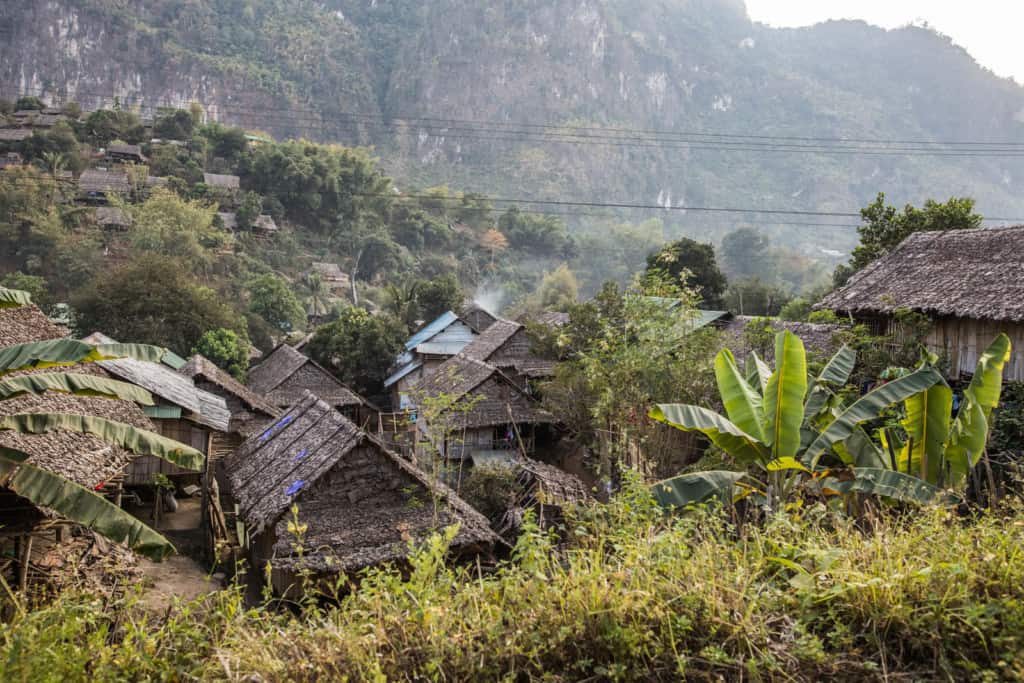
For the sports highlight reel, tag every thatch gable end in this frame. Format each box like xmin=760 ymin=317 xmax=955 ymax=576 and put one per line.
xmin=179 ymin=355 xmax=280 ymax=435
xmin=227 ymin=393 xmax=495 ymax=572
xmin=720 ymin=316 xmax=843 ymax=363
xmin=247 ymin=344 xmax=365 ymax=410
xmin=817 ymin=225 xmax=1024 ymax=322
xmin=413 ymin=356 xmax=555 ymax=429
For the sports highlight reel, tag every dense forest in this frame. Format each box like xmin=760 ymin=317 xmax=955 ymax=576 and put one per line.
xmin=1 ymin=0 xmax=1023 ymax=277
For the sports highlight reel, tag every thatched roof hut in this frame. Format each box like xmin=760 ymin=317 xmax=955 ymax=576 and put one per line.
xmin=534 ymin=311 xmax=570 ymax=328
xmin=459 ymin=318 xmax=556 ymax=382
xmin=216 ymin=212 xmax=237 ymax=231
xmin=309 ymin=262 xmax=348 ymax=288
xmin=815 ymin=225 xmax=1024 ymax=379
xmin=252 ymin=215 xmax=278 ymax=234
xmin=179 ymin=355 xmax=280 ymax=437
xmin=247 ymin=344 xmax=368 ymax=413
xmin=412 ymin=355 xmax=555 ymax=430
xmin=203 ymin=173 xmax=240 ymax=190
xmin=461 ymin=303 xmax=498 ymax=332
xmin=0 ymin=129 xmax=32 ymax=143
xmin=817 ymin=226 xmax=1024 ymax=322
xmin=0 ymin=303 xmax=68 ymax=347
xmin=78 ymin=169 xmax=129 ymax=198
xmin=95 ymin=206 xmax=131 ymax=230
xmin=106 ymin=143 xmax=145 ymax=164
xmin=227 ymin=392 xmax=496 ymax=582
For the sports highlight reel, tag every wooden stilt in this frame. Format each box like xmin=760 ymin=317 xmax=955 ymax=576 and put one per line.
xmin=18 ymin=535 xmax=33 ymax=593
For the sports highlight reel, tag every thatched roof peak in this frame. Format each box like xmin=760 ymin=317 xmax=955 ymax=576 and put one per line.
xmin=817 ymin=225 xmax=1024 ymax=322
xmin=226 ymin=392 xmax=497 ymax=571
xmin=179 ymin=354 xmax=280 ymax=419
xmin=246 ymin=344 xmax=367 ymax=410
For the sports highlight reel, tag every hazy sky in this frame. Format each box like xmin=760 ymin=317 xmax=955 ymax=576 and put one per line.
xmin=744 ymin=1 xmax=1024 ymax=83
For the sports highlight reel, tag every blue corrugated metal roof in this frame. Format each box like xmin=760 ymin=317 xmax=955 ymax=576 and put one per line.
xmin=404 ymin=311 xmax=458 ymax=351
xmin=416 ymin=341 xmax=471 ymax=356
xmin=384 ymin=360 xmax=422 ymax=389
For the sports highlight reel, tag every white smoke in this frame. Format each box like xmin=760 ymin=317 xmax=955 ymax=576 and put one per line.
xmin=473 ymin=284 xmax=507 ymax=314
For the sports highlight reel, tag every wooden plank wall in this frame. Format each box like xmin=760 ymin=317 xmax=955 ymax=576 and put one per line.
xmin=886 ymin=316 xmax=1024 ymax=381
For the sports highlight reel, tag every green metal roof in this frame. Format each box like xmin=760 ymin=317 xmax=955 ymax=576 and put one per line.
xmin=143 ymin=405 xmax=182 ymax=419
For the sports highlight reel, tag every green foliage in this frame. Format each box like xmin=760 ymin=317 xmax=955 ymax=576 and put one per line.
xmin=6 ymin=493 xmax=1024 ymax=679
xmin=417 ymin=273 xmax=462 ymax=323
xmin=192 ymin=328 xmax=250 ymax=381
xmin=247 ymin=274 xmax=304 ymax=333
xmin=497 ymin=207 xmax=571 ymax=256
xmin=72 ymin=255 xmax=244 ymax=356
xmin=778 ymin=298 xmax=812 ymax=321
xmin=123 ymin=189 xmax=227 ymax=270
xmin=153 ymin=109 xmax=194 ymax=140
xmin=0 ymin=273 xmax=49 ymax=311
xmin=306 ymin=306 xmax=405 ymax=399
xmin=839 ymin=193 xmax=983 ymax=282
xmin=78 ymin=109 xmax=145 ymax=147
xmin=725 ymin=277 xmax=791 ymax=317
xmin=14 ymin=96 xmax=44 ymax=111
xmin=644 ymin=237 xmax=727 ymax=308
xmin=0 ymin=372 xmax=155 ymax=405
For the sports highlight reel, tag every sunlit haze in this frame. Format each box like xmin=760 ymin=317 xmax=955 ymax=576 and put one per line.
xmin=745 ymin=0 xmax=1024 ymax=83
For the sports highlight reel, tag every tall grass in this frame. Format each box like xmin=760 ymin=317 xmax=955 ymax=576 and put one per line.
xmin=4 ymin=482 xmax=1024 ymax=681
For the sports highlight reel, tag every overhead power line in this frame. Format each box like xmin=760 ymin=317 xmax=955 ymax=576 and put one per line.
xmin=8 ymin=88 xmax=1024 ymax=157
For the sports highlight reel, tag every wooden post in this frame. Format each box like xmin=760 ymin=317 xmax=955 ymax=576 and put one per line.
xmin=18 ymin=535 xmax=33 ymax=593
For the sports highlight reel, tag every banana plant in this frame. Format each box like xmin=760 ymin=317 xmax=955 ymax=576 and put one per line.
xmin=866 ymin=334 xmax=1011 ymax=489
xmin=650 ymin=330 xmax=948 ymax=509
xmin=0 ymin=289 xmax=203 ymax=560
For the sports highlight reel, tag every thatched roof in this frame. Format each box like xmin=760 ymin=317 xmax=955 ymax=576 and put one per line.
xmin=413 ymin=356 xmax=555 ymax=429
xmin=253 ymin=215 xmax=278 ymax=233
xmin=78 ymin=169 xmax=129 ymax=195
xmin=227 ymin=392 xmax=496 ymax=573
xmin=720 ymin=316 xmax=844 ymax=362
xmin=0 ymin=365 xmax=156 ymax=490
xmin=216 ymin=212 xmax=237 ymax=230
xmin=107 ymin=143 xmax=144 ymax=160
xmin=460 ymin=319 xmax=523 ymax=362
xmin=99 ymin=358 xmax=230 ymax=431
xmin=462 ymin=303 xmax=498 ymax=332
xmin=0 ymin=129 xmax=32 ymax=142
xmin=0 ymin=303 xmax=69 ymax=347
xmin=817 ymin=226 xmax=1024 ymax=322
xmin=247 ymin=344 xmax=365 ymax=410
xmin=203 ymin=173 xmax=240 ymax=190
xmin=516 ymin=457 xmax=590 ymax=506
xmin=179 ymin=355 xmax=280 ymax=435
xmin=310 ymin=262 xmax=346 ymax=281
xmin=95 ymin=206 xmax=131 ymax=228
xmin=535 ymin=311 xmax=570 ymax=328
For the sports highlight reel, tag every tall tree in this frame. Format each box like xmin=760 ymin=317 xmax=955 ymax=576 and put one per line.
xmin=305 ymin=307 xmax=405 ymax=400
xmin=836 ymin=193 xmax=983 ymax=285
xmin=72 ymin=255 xmax=243 ymax=355
xmin=248 ymin=274 xmax=304 ymax=333
xmin=644 ymin=238 xmax=727 ymax=308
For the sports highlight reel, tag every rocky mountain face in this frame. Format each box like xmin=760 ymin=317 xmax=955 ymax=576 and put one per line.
xmin=2 ymin=0 xmax=1024 ymax=251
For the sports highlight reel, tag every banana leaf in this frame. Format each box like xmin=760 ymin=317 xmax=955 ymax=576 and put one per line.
xmin=650 ymin=470 xmax=746 ymax=511
xmin=0 ymin=413 xmax=204 ymax=471
xmin=0 ymin=339 xmax=170 ymax=376
xmin=0 ymin=288 xmax=33 ymax=309
xmin=766 ymin=457 xmax=808 ymax=472
xmin=745 ymin=351 xmax=771 ymax=395
xmin=836 ymin=425 xmax=889 ymax=469
xmin=715 ymin=349 xmax=767 ymax=443
xmin=804 ymin=345 xmax=856 ymax=419
xmin=0 ymin=456 xmax=174 ymax=560
xmin=650 ymin=404 xmax=768 ymax=465
xmin=803 ymin=366 xmax=944 ymax=468
xmin=826 ymin=467 xmax=959 ymax=506
xmin=945 ymin=334 xmax=1012 ymax=480
xmin=763 ymin=331 xmax=807 ymax=459
xmin=897 ymin=383 xmax=952 ymax=483
xmin=0 ymin=373 xmax=156 ymax=405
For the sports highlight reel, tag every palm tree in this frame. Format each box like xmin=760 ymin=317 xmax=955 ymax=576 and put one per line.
xmin=0 ymin=287 xmax=204 ymax=560
xmin=303 ymin=271 xmax=329 ymax=323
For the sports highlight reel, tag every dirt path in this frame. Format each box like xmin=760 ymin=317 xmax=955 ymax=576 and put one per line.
xmin=136 ymin=554 xmax=221 ymax=612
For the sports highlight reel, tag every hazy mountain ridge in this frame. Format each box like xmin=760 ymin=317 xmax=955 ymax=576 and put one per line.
xmin=2 ymin=0 xmax=1023 ymax=253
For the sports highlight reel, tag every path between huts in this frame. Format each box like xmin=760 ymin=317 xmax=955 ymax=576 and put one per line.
xmin=136 ymin=554 xmax=220 ymax=612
